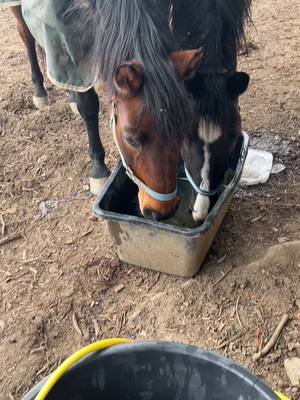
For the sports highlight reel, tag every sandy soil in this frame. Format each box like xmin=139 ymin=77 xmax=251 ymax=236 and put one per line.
xmin=0 ymin=1 xmax=299 ymax=399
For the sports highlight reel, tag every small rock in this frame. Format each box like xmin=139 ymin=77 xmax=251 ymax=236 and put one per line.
xmin=288 ymin=343 xmax=295 ymax=352
xmin=114 ymin=284 xmax=125 ymax=293
xmin=37 ymin=154 xmax=48 ymax=165
xmin=0 ymin=320 xmax=5 ymax=336
xmin=271 ymin=163 xmax=286 ymax=174
xmin=284 ymin=357 xmax=300 ymax=386
xmin=265 ymin=352 xmax=282 ymax=364
xmin=278 ymin=237 xmax=289 ymax=243
xmin=292 ymin=387 xmax=300 ymax=396
xmin=241 ymin=279 xmax=251 ymax=289
xmin=38 ymin=199 xmax=58 ymax=218
xmin=296 ymin=299 xmax=300 ymax=310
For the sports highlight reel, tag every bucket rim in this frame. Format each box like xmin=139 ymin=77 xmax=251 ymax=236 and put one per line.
xmin=22 ymin=340 xmax=281 ymax=400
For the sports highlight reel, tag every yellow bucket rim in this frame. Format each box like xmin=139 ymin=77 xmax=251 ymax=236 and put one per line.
xmin=34 ymin=339 xmax=290 ymax=400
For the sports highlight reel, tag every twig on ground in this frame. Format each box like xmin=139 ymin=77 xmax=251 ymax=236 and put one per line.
xmin=72 ymin=312 xmax=83 ymax=337
xmin=216 ymin=329 xmax=245 ymax=350
xmin=0 ymin=214 xmax=5 ymax=235
xmin=30 ymin=345 xmax=46 ymax=355
xmin=217 ymin=304 xmax=224 ymax=318
xmin=0 ymin=320 xmax=5 ymax=335
xmin=66 ymin=229 xmax=94 ymax=245
xmin=212 ymin=267 xmax=233 ymax=288
xmin=276 ymin=203 xmax=300 ymax=208
xmin=116 ymin=310 xmax=126 ymax=336
xmin=217 ymin=254 xmax=227 ymax=264
xmin=0 ymin=232 xmax=22 ymax=247
xmin=60 ymin=304 xmax=72 ymax=321
xmin=92 ymin=319 xmax=100 ymax=338
xmin=252 ymin=313 xmax=289 ymax=361
xmin=22 ymin=256 xmax=56 ymax=264
xmin=35 ymin=363 xmax=49 ymax=378
xmin=147 ymin=272 xmax=160 ymax=291
xmin=250 ymin=212 xmax=267 ymax=223
xmin=255 ymin=328 xmax=263 ymax=351
xmin=236 ymin=296 xmax=243 ymax=328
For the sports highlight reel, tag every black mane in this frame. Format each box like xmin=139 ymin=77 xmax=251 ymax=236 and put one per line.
xmin=172 ymin=0 xmax=252 ymax=69
xmin=172 ymin=0 xmax=252 ymax=126
xmin=69 ymin=0 xmax=191 ymax=139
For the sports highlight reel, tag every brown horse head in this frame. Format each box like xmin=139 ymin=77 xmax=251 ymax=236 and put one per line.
xmin=112 ymin=49 xmax=202 ymax=221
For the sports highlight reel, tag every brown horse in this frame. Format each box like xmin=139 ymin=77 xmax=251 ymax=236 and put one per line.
xmin=3 ymin=0 xmax=202 ymax=221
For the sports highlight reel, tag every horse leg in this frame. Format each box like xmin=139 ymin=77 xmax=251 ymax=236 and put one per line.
xmin=76 ymin=88 xmax=110 ymax=195
xmin=11 ymin=6 xmax=48 ymax=109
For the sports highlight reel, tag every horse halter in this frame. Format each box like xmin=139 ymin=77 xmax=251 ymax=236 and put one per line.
xmin=110 ymin=108 xmax=177 ymax=202
xmin=183 ymin=164 xmax=224 ymax=197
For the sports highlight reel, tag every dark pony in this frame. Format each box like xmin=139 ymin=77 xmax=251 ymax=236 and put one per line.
xmin=172 ymin=0 xmax=252 ymax=221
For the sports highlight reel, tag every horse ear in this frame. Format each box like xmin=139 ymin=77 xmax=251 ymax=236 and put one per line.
xmin=227 ymin=72 xmax=250 ymax=97
xmin=170 ymin=49 xmax=203 ymax=80
xmin=114 ymin=61 xmax=144 ymax=97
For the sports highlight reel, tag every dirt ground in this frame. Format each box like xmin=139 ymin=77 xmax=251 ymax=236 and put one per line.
xmin=0 ymin=1 xmax=299 ymax=399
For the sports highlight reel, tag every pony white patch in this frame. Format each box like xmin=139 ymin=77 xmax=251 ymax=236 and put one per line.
xmin=192 ymin=143 xmax=211 ymax=221
xmin=192 ymin=120 xmax=222 ymax=221
xmin=198 ymin=119 xmax=221 ymax=144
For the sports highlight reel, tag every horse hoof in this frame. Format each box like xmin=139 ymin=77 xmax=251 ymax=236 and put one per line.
xmin=90 ymin=177 xmax=109 ymax=196
xmin=69 ymin=102 xmax=80 ymax=115
xmin=33 ymin=96 xmax=49 ymax=109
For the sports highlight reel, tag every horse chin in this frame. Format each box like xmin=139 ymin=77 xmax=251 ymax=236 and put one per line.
xmin=141 ymin=205 xmax=178 ymax=222
xmin=192 ymin=194 xmax=210 ymax=222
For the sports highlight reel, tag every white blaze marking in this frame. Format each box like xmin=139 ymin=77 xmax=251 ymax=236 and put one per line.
xmin=198 ymin=119 xmax=221 ymax=144
xmin=192 ymin=120 xmax=221 ymax=222
xmin=193 ymin=143 xmax=211 ymax=221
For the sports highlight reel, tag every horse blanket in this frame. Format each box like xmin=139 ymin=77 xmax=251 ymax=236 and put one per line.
xmin=0 ymin=0 xmax=21 ymax=6
xmin=1 ymin=0 xmax=98 ymax=92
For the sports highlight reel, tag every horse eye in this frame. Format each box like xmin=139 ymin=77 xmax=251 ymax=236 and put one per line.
xmin=125 ymin=134 xmax=142 ymax=149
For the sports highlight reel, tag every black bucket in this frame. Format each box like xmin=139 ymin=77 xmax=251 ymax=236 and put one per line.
xmin=22 ymin=341 xmax=281 ymax=400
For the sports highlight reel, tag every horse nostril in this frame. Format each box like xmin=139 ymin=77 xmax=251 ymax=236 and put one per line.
xmin=142 ymin=208 xmax=161 ymax=221
xmin=142 ymin=206 xmax=178 ymax=221
xmin=142 ymin=208 xmax=152 ymax=219
xmin=151 ymin=211 xmax=161 ymax=221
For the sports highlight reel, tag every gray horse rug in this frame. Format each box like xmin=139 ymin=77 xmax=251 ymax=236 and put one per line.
xmin=0 ymin=0 xmax=21 ymax=6
xmin=1 ymin=0 xmax=98 ymax=92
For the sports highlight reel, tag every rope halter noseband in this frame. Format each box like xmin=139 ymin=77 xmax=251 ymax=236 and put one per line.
xmin=183 ymin=164 xmax=225 ymax=197
xmin=110 ymin=109 xmax=177 ymax=203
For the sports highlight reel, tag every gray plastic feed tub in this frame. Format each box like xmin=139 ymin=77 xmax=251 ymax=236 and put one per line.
xmin=22 ymin=341 xmax=281 ymax=400
xmin=93 ymin=133 xmax=249 ymax=277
